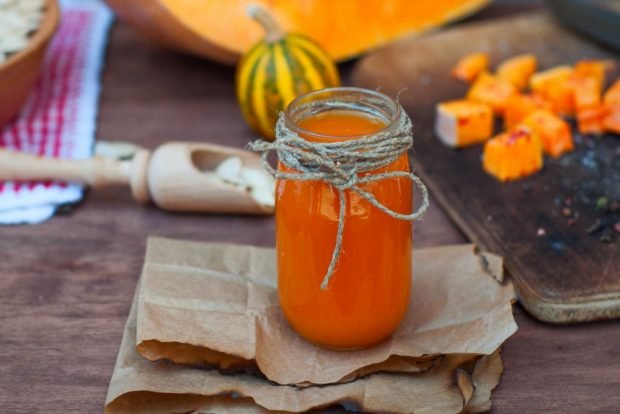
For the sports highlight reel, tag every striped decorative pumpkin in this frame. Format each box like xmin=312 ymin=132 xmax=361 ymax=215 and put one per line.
xmin=236 ymin=5 xmax=340 ymax=140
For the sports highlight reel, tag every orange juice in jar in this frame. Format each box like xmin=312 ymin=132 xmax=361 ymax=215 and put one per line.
xmin=276 ymin=88 xmax=415 ymax=349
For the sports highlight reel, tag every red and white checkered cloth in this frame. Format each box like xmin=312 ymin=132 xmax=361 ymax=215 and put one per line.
xmin=0 ymin=0 xmax=112 ymax=224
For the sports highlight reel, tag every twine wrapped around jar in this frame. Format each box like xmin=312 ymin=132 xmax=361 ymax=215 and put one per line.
xmin=249 ymin=109 xmax=429 ymax=290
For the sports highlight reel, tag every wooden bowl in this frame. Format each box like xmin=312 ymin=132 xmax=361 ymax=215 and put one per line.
xmin=0 ymin=0 xmax=60 ymax=130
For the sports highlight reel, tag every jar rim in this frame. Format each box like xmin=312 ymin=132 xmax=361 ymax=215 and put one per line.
xmin=283 ymin=87 xmax=401 ymax=142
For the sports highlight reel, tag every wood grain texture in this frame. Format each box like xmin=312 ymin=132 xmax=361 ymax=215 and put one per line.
xmin=353 ymin=12 xmax=620 ymax=323
xmin=0 ymin=147 xmax=141 ymax=187
xmin=1 ymin=5 xmax=620 ymax=414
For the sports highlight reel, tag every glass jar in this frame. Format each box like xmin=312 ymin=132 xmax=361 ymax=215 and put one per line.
xmin=276 ymin=87 xmax=413 ymax=349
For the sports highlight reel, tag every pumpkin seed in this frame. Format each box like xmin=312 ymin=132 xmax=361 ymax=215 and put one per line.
xmin=0 ymin=0 xmax=44 ymax=60
xmin=214 ymin=156 xmax=275 ymax=208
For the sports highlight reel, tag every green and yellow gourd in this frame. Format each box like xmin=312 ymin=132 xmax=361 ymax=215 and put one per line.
xmin=236 ymin=5 xmax=340 ymax=140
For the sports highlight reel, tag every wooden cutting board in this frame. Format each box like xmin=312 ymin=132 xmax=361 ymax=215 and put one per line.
xmin=353 ymin=12 xmax=620 ymax=323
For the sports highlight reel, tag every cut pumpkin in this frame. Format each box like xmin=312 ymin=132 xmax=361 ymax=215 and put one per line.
xmin=434 ymin=51 xmax=620 ymax=183
xmin=452 ymin=52 xmax=489 ymax=83
xmin=105 ymin=0 xmax=491 ymax=64
xmin=604 ymin=79 xmax=620 ymax=108
xmin=577 ymin=106 xmax=607 ymax=135
xmin=603 ymin=80 xmax=620 ymax=134
xmin=530 ymin=66 xmax=576 ymax=115
xmin=435 ymin=99 xmax=493 ymax=147
xmin=503 ymin=93 xmax=553 ymax=129
xmin=574 ymin=76 xmax=602 ymax=110
xmin=496 ymin=54 xmax=537 ymax=90
xmin=574 ymin=59 xmax=614 ymax=90
xmin=467 ymin=72 xmax=517 ymax=114
xmin=603 ymin=111 xmax=620 ymax=134
xmin=574 ymin=75 xmax=604 ymax=135
xmin=522 ymin=110 xmax=573 ymax=157
xmin=483 ymin=125 xmax=543 ymax=182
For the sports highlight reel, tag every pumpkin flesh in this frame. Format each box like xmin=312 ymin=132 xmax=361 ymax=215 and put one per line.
xmin=574 ymin=59 xmax=613 ymax=90
xmin=451 ymin=52 xmax=489 ymax=83
xmin=603 ymin=79 xmax=620 ymax=134
xmin=530 ymin=66 xmax=575 ymax=115
xmin=522 ymin=110 xmax=573 ymax=158
xmin=503 ymin=93 xmax=553 ymax=129
xmin=152 ymin=0 xmax=491 ymax=62
xmin=467 ymin=72 xmax=518 ymax=115
xmin=574 ymin=75 xmax=604 ymax=135
xmin=496 ymin=54 xmax=537 ymax=90
xmin=483 ymin=126 xmax=543 ymax=182
xmin=435 ymin=99 xmax=493 ymax=147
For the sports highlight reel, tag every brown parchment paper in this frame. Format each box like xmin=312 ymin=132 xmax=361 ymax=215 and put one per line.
xmin=136 ymin=238 xmax=517 ymax=385
xmin=105 ymin=280 xmax=504 ymax=414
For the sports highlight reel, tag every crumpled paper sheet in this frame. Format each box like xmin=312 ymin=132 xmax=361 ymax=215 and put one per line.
xmin=135 ymin=238 xmax=516 ymax=385
xmin=105 ymin=281 xmax=504 ymax=414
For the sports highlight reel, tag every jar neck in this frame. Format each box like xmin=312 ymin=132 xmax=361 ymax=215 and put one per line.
xmin=284 ymin=87 xmax=401 ymax=143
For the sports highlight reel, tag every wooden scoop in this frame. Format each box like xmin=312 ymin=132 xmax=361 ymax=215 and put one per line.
xmin=0 ymin=142 xmax=274 ymax=215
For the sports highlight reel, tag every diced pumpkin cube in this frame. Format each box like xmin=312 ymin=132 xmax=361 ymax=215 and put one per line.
xmin=603 ymin=111 xmax=620 ymax=134
xmin=572 ymin=76 xmax=604 ymax=134
xmin=574 ymin=59 xmax=614 ymax=90
xmin=574 ymin=76 xmax=602 ymax=110
xmin=504 ymin=93 xmax=553 ymax=129
xmin=467 ymin=72 xmax=517 ymax=114
xmin=602 ymin=80 xmax=620 ymax=134
xmin=496 ymin=54 xmax=537 ymax=90
xmin=604 ymin=79 xmax=620 ymax=107
xmin=577 ymin=106 xmax=607 ymax=135
xmin=530 ymin=66 xmax=573 ymax=90
xmin=530 ymin=66 xmax=575 ymax=115
xmin=483 ymin=125 xmax=543 ymax=182
xmin=452 ymin=52 xmax=490 ymax=83
xmin=435 ymin=100 xmax=493 ymax=147
xmin=522 ymin=110 xmax=574 ymax=157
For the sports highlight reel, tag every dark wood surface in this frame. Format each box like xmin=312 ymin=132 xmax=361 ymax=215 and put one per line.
xmin=1 ymin=3 xmax=620 ymax=413
xmin=354 ymin=12 xmax=620 ymax=323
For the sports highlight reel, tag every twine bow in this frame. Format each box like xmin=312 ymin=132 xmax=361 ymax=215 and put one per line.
xmin=249 ymin=109 xmax=429 ymax=290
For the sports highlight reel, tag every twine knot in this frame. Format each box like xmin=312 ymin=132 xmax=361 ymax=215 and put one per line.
xmin=334 ymin=173 xmax=358 ymax=191
xmin=249 ymin=109 xmax=429 ymax=290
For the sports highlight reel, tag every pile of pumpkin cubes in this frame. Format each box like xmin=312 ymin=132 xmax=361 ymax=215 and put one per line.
xmin=435 ymin=52 xmax=619 ymax=182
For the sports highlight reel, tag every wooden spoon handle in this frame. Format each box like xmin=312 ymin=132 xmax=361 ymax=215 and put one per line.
xmin=0 ymin=147 xmax=132 ymax=187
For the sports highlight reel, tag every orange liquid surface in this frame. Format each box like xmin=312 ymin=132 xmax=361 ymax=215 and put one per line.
xmin=276 ymin=110 xmax=413 ymax=349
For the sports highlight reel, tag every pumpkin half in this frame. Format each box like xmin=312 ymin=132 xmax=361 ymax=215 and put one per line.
xmin=105 ymin=0 xmax=491 ymax=64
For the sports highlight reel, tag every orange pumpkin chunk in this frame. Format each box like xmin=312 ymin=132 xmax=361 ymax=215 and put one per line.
xmin=574 ymin=76 xmax=602 ymax=110
xmin=435 ymin=100 xmax=493 ymax=147
xmin=573 ymin=76 xmax=604 ymax=134
xmin=602 ymin=79 xmax=620 ymax=134
xmin=504 ymin=93 xmax=553 ymax=129
xmin=530 ymin=66 xmax=575 ymax=115
xmin=496 ymin=54 xmax=537 ymax=90
xmin=522 ymin=110 xmax=574 ymax=157
xmin=603 ymin=111 xmax=620 ymax=134
xmin=577 ymin=106 xmax=607 ymax=135
xmin=574 ymin=59 xmax=614 ymax=90
xmin=483 ymin=125 xmax=543 ymax=182
xmin=467 ymin=72 xmax=517 ymax=114
xmin=603 ymin=79 xmax=620 ymax=108
xmin=451 ymin=52 xmax=490 ymax=83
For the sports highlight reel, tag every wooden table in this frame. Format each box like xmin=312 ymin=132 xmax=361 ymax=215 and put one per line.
xmin=1 ymin=3 xmax=620 ymax=413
